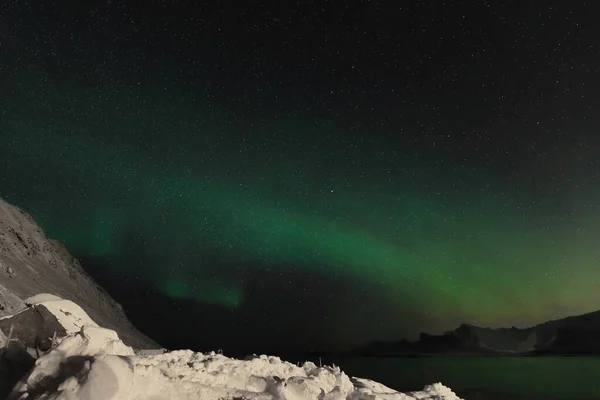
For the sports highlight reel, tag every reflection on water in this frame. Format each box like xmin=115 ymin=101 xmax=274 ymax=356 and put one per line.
xmin=314 ymin=356 xmax=600 ymax=400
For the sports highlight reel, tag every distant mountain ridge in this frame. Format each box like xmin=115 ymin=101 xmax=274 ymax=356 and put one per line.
xmin=359 ymin=310 xmax=600 ymax=356
xmin=0 ymin=197 xmax=157 ymax=348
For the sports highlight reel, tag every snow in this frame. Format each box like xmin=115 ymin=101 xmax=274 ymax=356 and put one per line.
xmin=24 ymin=293 xmax=65 ymax=304
xmin=0 ymin=325 xmax=7 ymax=348
xmin=22 ymin=293 xmax=99 ymax=333
xmin=4 ymin=295 xmax=463 ymax=400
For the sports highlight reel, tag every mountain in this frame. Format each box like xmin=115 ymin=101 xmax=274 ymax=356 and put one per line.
xmin=0 ymin=197 xmax=157 ymax=349
xmin=358 ymin=310 xmax=600 ymax=356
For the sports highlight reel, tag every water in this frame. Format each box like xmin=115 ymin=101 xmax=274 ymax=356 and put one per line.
xmin=314 ymin=356 xmax=600 ymax=400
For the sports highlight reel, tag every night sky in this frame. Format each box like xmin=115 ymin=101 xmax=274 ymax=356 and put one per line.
xmin=1 ymin=1 xmax=600 ymax=354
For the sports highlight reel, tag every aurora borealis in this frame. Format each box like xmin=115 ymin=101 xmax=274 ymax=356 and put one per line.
xmin=1 ymin=1 xmax=600 ymax=353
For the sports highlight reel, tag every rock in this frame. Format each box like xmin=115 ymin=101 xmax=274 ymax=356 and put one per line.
xmin=0 ymin=304 xmax=68 ymax=351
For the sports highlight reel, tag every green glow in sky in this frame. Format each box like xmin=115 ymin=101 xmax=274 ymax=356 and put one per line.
xmin=2 ymin=80 xmax=600 ymax=345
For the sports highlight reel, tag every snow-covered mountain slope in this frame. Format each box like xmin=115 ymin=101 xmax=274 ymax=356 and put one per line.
xmin=0 ymin=197 xmax=156 ymax=349
xmin=3 ymin=294 xmax=462 ymax=400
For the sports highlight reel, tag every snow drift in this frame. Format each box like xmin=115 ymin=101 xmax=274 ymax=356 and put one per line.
xmin=2 ymin=294 xmax=463 ymax=400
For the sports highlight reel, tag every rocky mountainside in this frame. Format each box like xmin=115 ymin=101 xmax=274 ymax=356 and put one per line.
xmin=0 ymin=197 xmax=157 ymax=348
xmin=359 ymin=310 xmax=600 ymax=356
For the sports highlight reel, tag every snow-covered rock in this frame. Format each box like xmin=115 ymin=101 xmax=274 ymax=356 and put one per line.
xmin=24 ymin=293 xmax=100 ymax=333
xmin=5 ymin=294 xmax=463 ymax=400
xmin=0 ymin=294 xmax=102 ymax=352
xmin=0 ymin=197 xmax=156 ymax=348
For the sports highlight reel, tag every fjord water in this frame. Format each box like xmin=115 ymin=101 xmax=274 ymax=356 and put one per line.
xmin=321 ymin=356 xmax=600 ymax=400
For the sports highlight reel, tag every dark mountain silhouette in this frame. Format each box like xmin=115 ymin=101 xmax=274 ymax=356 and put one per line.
xmin=358 ymin=310 xmax=600 ymax=356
